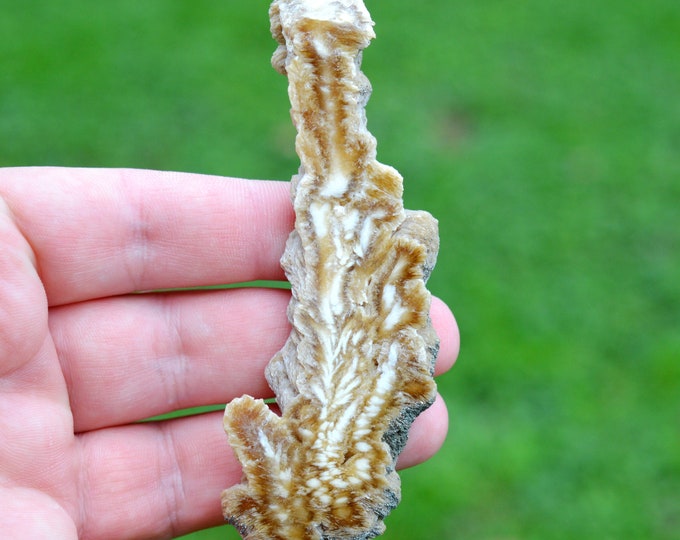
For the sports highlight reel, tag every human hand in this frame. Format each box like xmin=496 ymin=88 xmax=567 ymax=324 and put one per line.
xmin=0 ymin=167 xmax=459 ymax=539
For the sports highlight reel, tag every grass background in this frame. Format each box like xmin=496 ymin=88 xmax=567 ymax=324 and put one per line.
xmin=2 ymin=0 xmax=679 ymax=538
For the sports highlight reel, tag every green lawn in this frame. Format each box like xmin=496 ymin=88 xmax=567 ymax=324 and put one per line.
xmin=3 ymin=1 xmax=679 ymax=538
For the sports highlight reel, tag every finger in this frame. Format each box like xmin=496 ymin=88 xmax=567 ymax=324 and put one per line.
xmin=77 ymin=395 xmax=449 ymax=538
xmin=52 ymin=288 xmax=291 ymax=433
xmin=430 ymin=295 xmax=460 ymax=373
xmin=396 ymin=393 xmax=448 ymax=469
xmin=51 ymin=288 xmax=458 ymax=432
xmin=77 ymin=412 xmax=233 ymax=539
xmin=0 ymin=167 xmax=293 ymax=306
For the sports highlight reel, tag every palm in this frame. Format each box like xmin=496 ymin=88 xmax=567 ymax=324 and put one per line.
xmin=2 ymin=306 xmax=78 ymax=536
xmin=0 ymin=168 xmax=457 ymax=539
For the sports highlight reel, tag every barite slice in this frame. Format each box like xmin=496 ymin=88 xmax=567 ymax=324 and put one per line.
xmin=222 ymin=1 xmax=440 ymax=538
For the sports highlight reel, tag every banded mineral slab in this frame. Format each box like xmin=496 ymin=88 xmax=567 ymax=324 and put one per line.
xmin=222 ymin=1 xmax=440 ymax=538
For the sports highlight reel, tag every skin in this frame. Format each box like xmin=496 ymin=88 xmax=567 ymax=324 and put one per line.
xmin=0 ymin=167 xmax=459 ymax=539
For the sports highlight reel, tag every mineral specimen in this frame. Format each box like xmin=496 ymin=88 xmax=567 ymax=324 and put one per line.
xmin=221 ymin=1 xmax=440 ymax=538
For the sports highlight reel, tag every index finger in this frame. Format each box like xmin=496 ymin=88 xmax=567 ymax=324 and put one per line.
xmin=0 ymin=167 xmax=294 ymax=306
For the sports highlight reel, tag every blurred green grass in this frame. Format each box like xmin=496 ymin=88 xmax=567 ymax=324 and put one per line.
xmin=3 ymin=0 xmax=679 ymax=538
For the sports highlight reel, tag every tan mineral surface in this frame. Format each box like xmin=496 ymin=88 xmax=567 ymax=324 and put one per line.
xmin=222 ymin=1 xmax=440 ymax=538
